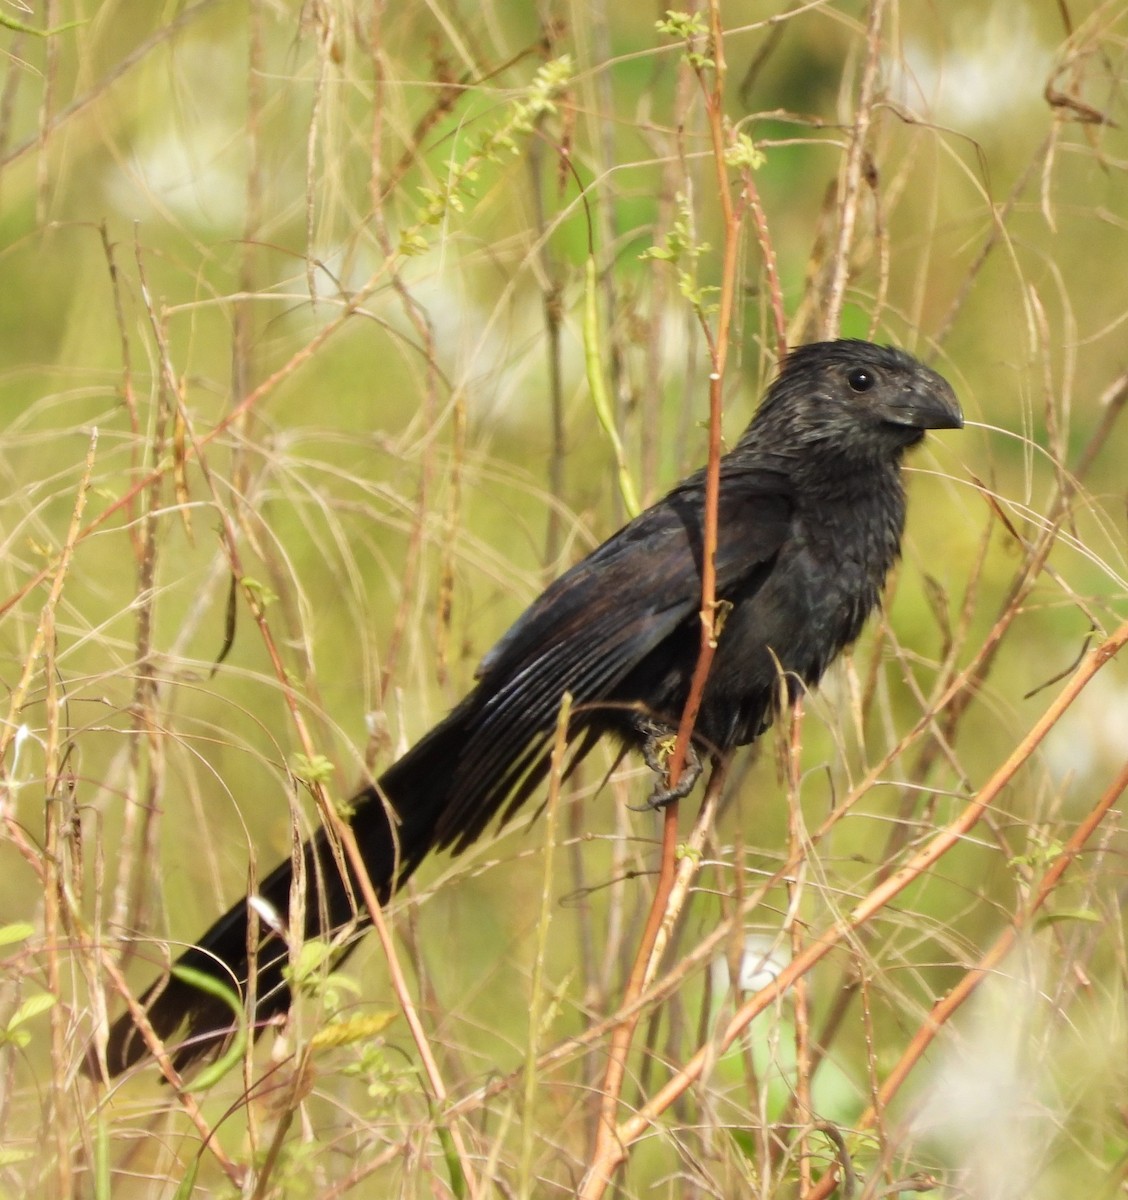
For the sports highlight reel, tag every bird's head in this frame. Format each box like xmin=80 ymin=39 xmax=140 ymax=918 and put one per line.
xmin=750 ymin=339 xmax=963 ymax=463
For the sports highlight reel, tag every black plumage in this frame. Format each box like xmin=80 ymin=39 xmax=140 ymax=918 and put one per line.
xmin=98 ymin=338 xmax=961 ymax=1076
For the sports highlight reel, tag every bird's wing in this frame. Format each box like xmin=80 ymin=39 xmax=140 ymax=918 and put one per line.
xmin=477 ymin=464 xmax=795 ymax=683
xmin=428 ymin=466 xmax=795 ymax=849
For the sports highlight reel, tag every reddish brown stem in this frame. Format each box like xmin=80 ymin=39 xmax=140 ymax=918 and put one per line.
xmin=583 ymin=4 xmax=743 ymax=1192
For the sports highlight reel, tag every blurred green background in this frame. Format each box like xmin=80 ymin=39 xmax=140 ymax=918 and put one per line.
xmin=0 ymin=1 xmax=1126 ymax=1197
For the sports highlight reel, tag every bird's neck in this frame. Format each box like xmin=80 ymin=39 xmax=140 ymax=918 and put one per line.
xmin=794 ymin=454 xmax=907 ymax=568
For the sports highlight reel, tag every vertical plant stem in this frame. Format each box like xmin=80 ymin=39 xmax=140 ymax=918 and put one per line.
xmin=40 ymin=431 xmax=95 ymax=1199
xmin=520 ymin=693 xmax=572 ymax=1194
xmin=822 ymin=0 xmax=888 ymax=337
xmin=583 ymin=3 xmax=743 ymax=1191
xmin=785 ymin=704 xmax=813 ymax=1196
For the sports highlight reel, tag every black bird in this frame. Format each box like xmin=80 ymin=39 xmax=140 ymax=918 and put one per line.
xmin=98 ymin=339 xmax=961 ymax=1076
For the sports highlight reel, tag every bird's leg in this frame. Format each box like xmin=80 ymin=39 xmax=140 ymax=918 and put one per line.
xmin=633 ymin=718 xmax=703 ymax=810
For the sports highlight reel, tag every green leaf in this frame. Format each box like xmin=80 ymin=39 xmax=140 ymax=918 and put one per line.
xmin=288 ymin=938 xmax=335 ymax=985
xmin=7 ymin=991 xmax=56 ymax=1030
xmin=310 ymin=1010 xmax=397 ymax=1050
xmin=0 ymin=13 xmax=85 ymax=35
xmin=724 ymin=133 xmax=766 ymax=172
xmin=583 ymin=256 xmax=640 ymax=519
xmin=169 ymin=965 xmax=246 ymax=1090
xmin=240 ymin=576 xmax=278 ymax=606
xmin=1035 ymin=908 xmax=1101 ymax=930
xmin=171 ymin=1155 xmax=200 ymax=1200
xmin=290 ymin=753 xmax=334 ymax=785
xmin=656 ymin=10 xmax=708 ymax=40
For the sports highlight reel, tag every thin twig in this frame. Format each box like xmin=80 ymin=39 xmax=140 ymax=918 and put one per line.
xmin=583 ymin=2 xmax=742 ymax=1190
xmin=40 ymin=428 xmax=96 ymax=1200
xmin=519 ymin=693 xmax=572 ymax=1195
xmin=822 ymin=0 xmax=888 ymax=338
xmin=785 ymin=703 xmax=813 ymax=1196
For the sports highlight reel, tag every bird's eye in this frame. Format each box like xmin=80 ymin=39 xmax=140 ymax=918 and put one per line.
xmin=847 ymin=368 xmax=875 ymax=393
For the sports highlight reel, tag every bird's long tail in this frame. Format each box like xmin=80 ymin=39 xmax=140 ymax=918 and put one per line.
xmin=97 ymin=689 xmax=600 ymax=1077
xmin=99 ymin=702 xmax=508 ymax=1076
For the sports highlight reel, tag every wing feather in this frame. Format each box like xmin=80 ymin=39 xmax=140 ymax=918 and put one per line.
xmin=428 ymin=465 xmax=796 ymax=847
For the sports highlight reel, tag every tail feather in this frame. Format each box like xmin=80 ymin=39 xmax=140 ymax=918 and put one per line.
xmin=101 ymin=818 xmax=364 ymax=1075
xmin=97 ymin=692 xmax=587 ymax=1076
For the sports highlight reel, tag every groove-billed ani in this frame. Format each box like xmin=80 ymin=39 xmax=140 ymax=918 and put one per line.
xmin=97 ymin=339 xmax=961 ymax=1076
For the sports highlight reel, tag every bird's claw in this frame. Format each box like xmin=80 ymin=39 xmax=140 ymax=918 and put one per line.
xmin=631 ymin=720 xmax=703 ymax=810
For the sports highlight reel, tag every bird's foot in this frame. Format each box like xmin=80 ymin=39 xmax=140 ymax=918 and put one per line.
xmin=632 ymin=719 xmax=703 ymax=810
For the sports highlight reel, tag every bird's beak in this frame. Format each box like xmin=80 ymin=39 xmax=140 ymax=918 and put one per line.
xmin=883 ymin=375 xmax=964 ymax=431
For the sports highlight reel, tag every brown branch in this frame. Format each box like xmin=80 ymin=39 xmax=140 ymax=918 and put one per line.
xmin=582 ymin=3 xmax=743 ymax=1191
xmin=743 ymin=166 xmax=787 ymax=361
xmin=40 ymin=428 xmax=95 ymax=1199
xmin=785 ymin=703 xmax=814 ymax=1197
xmin=822 ymin=0 xmax=889 ymax=337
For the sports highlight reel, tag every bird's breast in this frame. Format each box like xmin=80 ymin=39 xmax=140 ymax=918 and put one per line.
xmin=698 ymin=493 xmax=903 ymax=749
